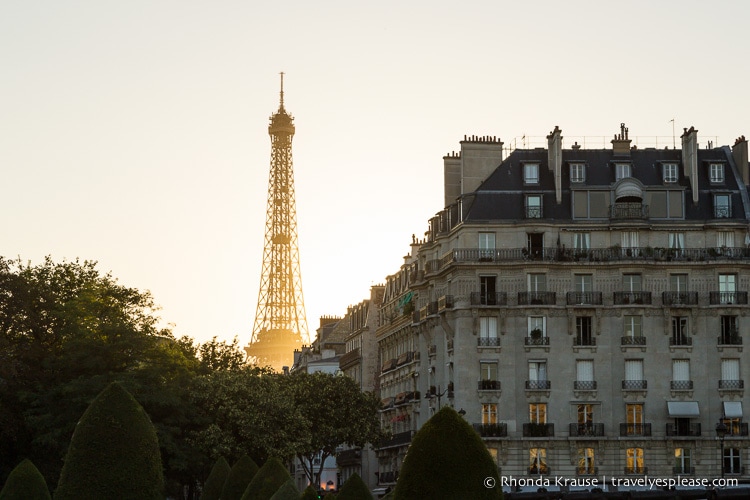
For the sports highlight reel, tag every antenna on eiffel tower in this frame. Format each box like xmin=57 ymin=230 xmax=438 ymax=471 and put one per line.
xmin=245 ymin=73 xmax=309 ymax=372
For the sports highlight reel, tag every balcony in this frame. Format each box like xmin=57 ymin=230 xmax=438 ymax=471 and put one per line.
xmin=378 ymin=470 xmax=398 ymax=484
xmin=525 ymin=380 xmax=551 ymax=390
xmin=336 ymin=448 xmax=362 ymax=467
xmin=710 ymin=291 xmax=749 ymax=305
xmin=569 ymin=423 xmax=605 ymax=437
xmin=670 ymin=336 xmax=693 ymax=347
xmin=525 ymin=206 xmax=543 ymax=219
xmin=620 ymin=423 xmax=652 ymax=437
xmin=518 ymin=292 xmax=556 ymax=305
xmin=666 ymin=423 xmax=701 ymax=437
xmin=719 ymin=380 xmax=745 ymax=390
xmin=718 ymin=334 xmax=742 ymax=346
xmin=566 ymin=291 xmax=603 ymax=306
xmin=610 ymin=202 xmax=649 ymax=220
xmin=477 ymin=337 xmax=501 ymax=347
xmin=726 ymin=423 xmax=749 ymax=437
xmin=613 ymin=291 xmax=652 ymax=305
xmin=380 ymin=431 xmax=414 ymax=449
xmin=478 ymin=380 xmax=500 ymax=391
xmin=622 ymin=380 xmax=647 ymax=390
xmin=523 ymin=423 xmax=555 ymax=437
xmin=473 ymin=423 xmax=508 ymax=438
xmin=573 ymin=336 xmax=596 ymax=347
xmin=470 ymin=292 xmax=508 ymax=306
xmin=524 ymin=336 xmax=550 ymax=347
xmin=428 ymin=344 xmax=437 ymax=356
xmin=624 ymin=466 xmax=648 ymax=475
xmin=670 ymin=380 xmax=694 ymax=391
xmin=662 ymin=291 xmax=699 ymax=306
xmin=437 ymin=295 xmax=454 ymax=311
xmin=573 ymin=381 xmax=597 ymax=391
xmin=621 ymin=336 xmax=647 ymax=346
xmin=381 ymin=358 xmax=397 ymax=374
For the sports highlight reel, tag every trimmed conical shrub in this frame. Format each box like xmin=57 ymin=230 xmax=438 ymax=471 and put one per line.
xmin=393 ymin=406 xmax=501 ymax=499
xmin=300 ymin=485 xmax=319 ymax=500
xmin=240 ymin=457 xmax=291 ymax=500
xmin=336 ymin=473 xmax=372 ymax=500
xmin=55 ymin=382 xmax=163 ymax=500
xmin=269 ymin=478 xmax=299 ymax=500
xmin=0 ymin=459 xmax=51 ymax=500
xmin=221 ymin=455 xmax=259 ymax=500
xmin=200 ymin=456 xmax=231 ymax=500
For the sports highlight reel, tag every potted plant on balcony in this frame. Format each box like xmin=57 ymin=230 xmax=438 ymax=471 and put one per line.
xmin=530 ymin=328 xmax=543 ymax=343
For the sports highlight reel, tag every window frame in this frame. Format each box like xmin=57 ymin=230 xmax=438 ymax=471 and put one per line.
xmin=709 ymin=163 xmax=725 ymax=184
xmin=523 ymin=162 xmax=540 ymax=185
xmin=663 ymin=163 xmax=678 ymax=183
xmin=525 ymin=194 xmax=543 ymax=218
xmin=615 ymin=163 xmax=632 ymax=180
xmin=570 ymin=163 xmax=586 ymax=183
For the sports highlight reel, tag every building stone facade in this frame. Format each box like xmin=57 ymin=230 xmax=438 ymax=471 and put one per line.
xmin=373 ymin=125 xmax=750 ymax=491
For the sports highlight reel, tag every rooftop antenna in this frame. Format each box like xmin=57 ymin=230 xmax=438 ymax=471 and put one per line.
xmin=670 ymin=118 xmax=675 ymax=149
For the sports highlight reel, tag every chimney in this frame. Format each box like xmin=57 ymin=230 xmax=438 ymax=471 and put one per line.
xmin=443 ymin=152 xmax=462 ymax=207
xmin=459 ymin=136 xmax=504 ymax=196
xmin=611 ymin=123 xmax=632 ymax=155
xmin=546 ymin=126 xmax=563 ymax=203
xmin=732 ymin=135 xmax=749 ymax=186
xmin=681 ymin=126 xmax=699 ymax=204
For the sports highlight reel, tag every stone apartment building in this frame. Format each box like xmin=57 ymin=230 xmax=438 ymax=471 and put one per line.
xmin=374 ymin=124 xmax=750 ymax=489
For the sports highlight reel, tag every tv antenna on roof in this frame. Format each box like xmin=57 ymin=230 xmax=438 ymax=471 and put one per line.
xmin=670 ymin=118 xmax=676 ymax=149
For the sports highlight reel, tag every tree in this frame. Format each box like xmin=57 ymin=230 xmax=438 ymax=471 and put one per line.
xmin=55 ymin=382 xmax=163 ymax=500
xmin=240 ymin=457 xmax=291 ymax=500
xmin=393 ymin=407 xmax=501 ymax=499
xmin=300 ymin=485 xmax=319 ymax=500
xmin=220 ymin=456 xmax=259 ymax=500
xmin=336 ymin=473 xmax=372 ymax=500
xmin=0 ymin=459 xmax=50 ymax=500
xmin=268 ymin=478 xmax=299 ymax=500
xmin=283 ymin=372 xmax=382 ymax=486
xmin=199 ymin=456 xmax=231 ymax=500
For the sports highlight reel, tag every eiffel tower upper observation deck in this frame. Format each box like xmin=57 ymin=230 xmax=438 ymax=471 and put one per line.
xmin=246 ymin=73 xmax=309 ymax=372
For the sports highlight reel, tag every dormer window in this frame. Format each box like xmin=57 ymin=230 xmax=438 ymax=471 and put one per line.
xmin=663 ymin=163 xmax=678 ymax=183
xmin=570 ymin=163 xmax=586 ymax=183
xmin=524 ymin=163 xmax=540 ymax=184
xmin=615 ymin=163 xmax=631 ymax=181
xmin=710 ymin=163 xmax=725 ymax=184
xmin=714 ymin=194 xmax=731 ymax=218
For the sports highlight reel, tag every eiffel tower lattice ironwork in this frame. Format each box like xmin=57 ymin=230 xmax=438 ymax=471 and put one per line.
xmin=246 ymin=73 xmax=309 ymax=371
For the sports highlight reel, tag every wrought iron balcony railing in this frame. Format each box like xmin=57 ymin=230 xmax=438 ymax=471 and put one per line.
xmin=478 ymin=380 xmax=500 ymax=391
xmin=670 ymin=380 xmax=694 ymax=390
xmin=670 ymin=336 xmax=693 ymax=346
xmin=613 ymin=291 xmax=652 ymax=305
xmin=524 ymin=336 xmax=550 ymax=346
xmin=523 ymin=423 xmax=555 ymax=437
xmin=573 ymin=336 xmax=596 ymax=347
xmin=566 ymin=291 xmax=603 ymax=305
xmin=525 ymin=380 xmax=551 ymax=390
xmin=477 ymin=337 xmax=501 ymax=347
xmin=719 ymin=380 xmax=744 ymax=390
xmin=573 ymin=380 xmax=597 ymax=391
xmin=622 ymin=380 xmax=647 ymax=390
xmin=473 ymin=423 xmax=508 ymax=438
xmin=666 ymin=423 xmax=701 ymax=437
xmin=662 ymin=291 xmax=699 ymax=306
xmin=621 ymin=336 xmax=647 ymax=346
xmin=620 ymin=423 xmax=652 ymax=436
xmin=470 ymin=292 xmax=508 ymax=306
xmin=518 ymin=292 xmax=556 ymax=305
xmin=610 ymin=202 xmax=649 ymax=219
xmin=709 ymin=291 xmax=749 ymax=305
xmin=718 ymin=334 xmax=742 ymax=346
xmin=569 ymin=423 xmax=604 ymax=437
xmin=380 ymin=431 xmax=414 ymax=449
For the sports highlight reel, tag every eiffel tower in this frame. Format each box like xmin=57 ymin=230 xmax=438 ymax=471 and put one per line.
xmin=246 ymin=73 xmax=309 ymax=371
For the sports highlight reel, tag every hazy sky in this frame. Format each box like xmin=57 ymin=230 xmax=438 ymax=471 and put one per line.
xmin=2 ymin=1 xmax=749 ymax=346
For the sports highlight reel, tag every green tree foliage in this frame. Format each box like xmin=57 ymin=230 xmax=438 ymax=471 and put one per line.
xmin=220 ymin=456 xmax=259 ymax=500
xmin=283 ymin=372 xmax=382 ymax=486
xmin=393 ymin=407 xmax=501 ymax=500
xmin=269 ymin=478 xmax=300 ymax=500
xmin=336 ymin=473 xmax=372 ymax=500
xmin=240 ymin=457 xmax=291 ymax=500
xmin=199 ymin=456 xmax=231 ymax=500
xmin=55 ymin=382 xmax=164 ymax=500
xmin=300 ymin=485 xmax=319 ymax=500
xmin=0 ymin=459 xmax=50 ymax=500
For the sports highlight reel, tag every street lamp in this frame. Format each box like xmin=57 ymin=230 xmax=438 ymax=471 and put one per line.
xmin=715 ymin=421 xmax=728 ymax=478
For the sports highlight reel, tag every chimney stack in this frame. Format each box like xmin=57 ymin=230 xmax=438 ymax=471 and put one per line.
xmin=443 ymin=152 xmax=462 ymax=208
xmin=681 ymin=126 xmax=699 ymax=204
xmin=458 ymin=136 xmax=504 ymax=197
xmin=732 ymin=135 xmax=749 ymax=186
xmin=611 ymin=123 xmax=632 ymax=155
xmin=546 ymin=126 xmax=563 ymax=203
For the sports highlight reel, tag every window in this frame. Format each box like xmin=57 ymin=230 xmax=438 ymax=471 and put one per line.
xmin=626 ymin=403 xmax=644 ymax=426
xmin=722 ymin=416 xmax=743 ymax=437
xmin=529 ymin=448 xmax=548 ymax=474
xmin=573 ymin=191 xmax=609 ymax=219
xmin=480 ymin=361 xmax=498 ymax=381
xmin=672 ymin=359 xmax=691 ymax=389
xmin=525 ymin=195 xmax=542 ymax=218
xmin=616 ymin=163 xmax=632 ymax=180
xmin=478 ymin=233 xmax=495 ymax=260
xmin=573 ymin=233 xmax=590 ymax=251
xmin=575 ymin=316 xmax=593 ymax=346
xmin=714 ymin=194 xmax=731 ymax=218
xmin=528 ymin=316 xmax=546 ymax=338
xmin=621 ymin=231 xmax=639 ymax=252
xmin=721 ymin=359 xmax=740 ymax=386
xmin=524 ymin=163 xmax=540 ymax=184
xmin=479 ymin=276 xmax=497 ymax=305
xmin=529 ymin=403 xmax=547 ymax=424
xmin=663 ymin=163 xmax=678 ymax=183
xmin=669 ymin=232 xmax=685 ymax=256
xmin=710 ymin=163 xmax=725 ymax=183
xmin=719 ymin=274 xmax=737 ymax=304
xmin=528 ymin=273 xmax=547 ymax=292
xmin=482 ymin=403 xmax=497 ymax=425
xmin=648 ymin=190 xmax=683 ymax=218
xmin=623 ymin=274 xmax=642 ymax=292
xmin=624 ymin=360 xmax=645 ymax=390
xmin=575 ymin=360 xmax=594 ymax=390
xmin=675 ymin=448 xmax=692 ymax=474
xmin=723 ymin=448 xmax=742 ymax=475
xmin=626 ymin=448 xmax=645 ymax=474
xmin=528 ymin=361 xmax=548 ymax=387
xmin=578 ymin=404 xmax=594 ymax=425
xmin=570 ymin=163 xmax=586 ymax=183
xmin=479 ymin=317 xmax=498 ymax=340
xmin=671 ymin=317 xmax=689 ymax=345
xmin=623 ymin=315 xmax=642 ymax=338
xmin=578 ymin=448 xmax=596 ymax=475
xmin=720 ymin=316 xmax=740 ymax=344
xmin=574 ymin=274 xmax=593 ymax=292
xmin=717 ymin=231 xmax=735 ymax=249
xmin=670 ymin=274 xmax=688 ymax=292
